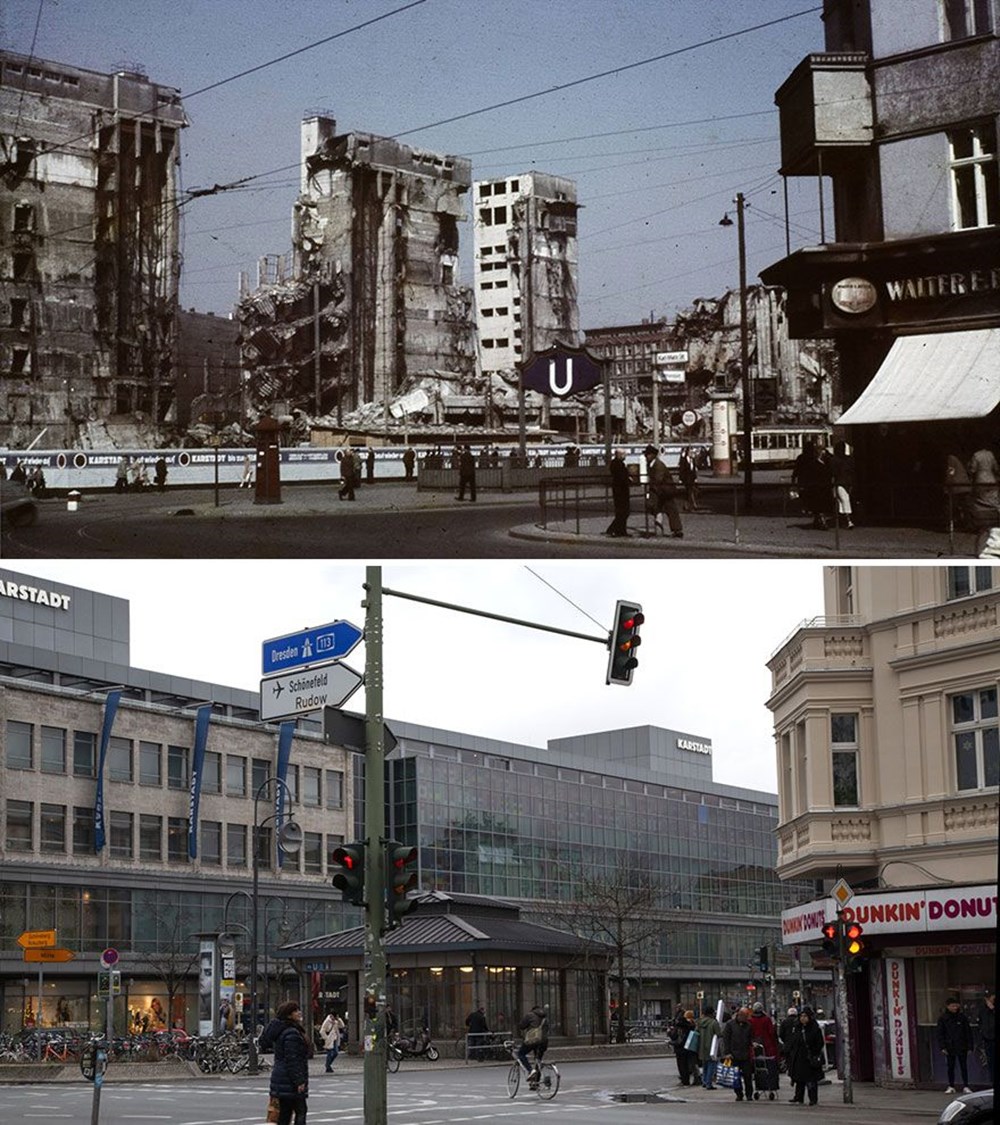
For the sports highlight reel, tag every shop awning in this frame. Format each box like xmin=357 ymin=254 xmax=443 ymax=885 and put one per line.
xmin=836 ymin=328 xmax=1000 ymax=425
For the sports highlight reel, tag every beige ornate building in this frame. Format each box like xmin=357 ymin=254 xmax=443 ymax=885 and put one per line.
xmin=767 ymin=565 xmax=998 ymax=1088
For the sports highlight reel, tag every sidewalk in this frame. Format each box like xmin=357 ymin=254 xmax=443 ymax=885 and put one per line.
xmin=36 ymin=480 xmax=973 ymax=558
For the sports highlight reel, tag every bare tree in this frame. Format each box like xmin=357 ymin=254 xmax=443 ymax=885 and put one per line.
xmin=537 ymin=853 xmax=670 ymax=1043
xmin=133 ymin=901 xmax=200 ymax=1030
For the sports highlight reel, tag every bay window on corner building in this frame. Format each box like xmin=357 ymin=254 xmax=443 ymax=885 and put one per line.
xmin=768 ymin=566 xmax=998 ymax=1088
xmin=760 ymin=0 xmax=1000 ymax=526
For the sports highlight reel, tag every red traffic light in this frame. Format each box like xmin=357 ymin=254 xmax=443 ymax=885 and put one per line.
xmin=845 ymin=921 xmax=864 ymax=955
xmin=607 ymin=600 xmax=644 ymax=686
xmin=821 ymin=922 xmax=838 ymax=941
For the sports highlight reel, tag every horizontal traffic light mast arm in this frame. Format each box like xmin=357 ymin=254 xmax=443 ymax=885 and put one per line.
xmin=379 ymin=585 xmax=610 ymax=646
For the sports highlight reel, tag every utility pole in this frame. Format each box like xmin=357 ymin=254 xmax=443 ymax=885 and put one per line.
xmin=735 ymin=192 xmax=753 ymax=511
xmin=362 ymin=567 xmax=388 ymax=1125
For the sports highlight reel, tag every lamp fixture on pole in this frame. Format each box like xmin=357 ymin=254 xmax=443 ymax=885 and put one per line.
xmin=249 ymin=776 xmax=301 ymax=1073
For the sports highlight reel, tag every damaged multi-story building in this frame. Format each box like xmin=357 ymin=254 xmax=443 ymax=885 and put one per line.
xmin=238 ymin=115 xmax=475 ymax=425
xmin=0 ymin=51 xmax=186 ymax=448
xmin=473 ymin=172 xmax=580 ymax=377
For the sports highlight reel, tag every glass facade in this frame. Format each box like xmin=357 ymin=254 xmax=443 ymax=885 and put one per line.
xmin=379 ymin=733 xmax=813 ymax=979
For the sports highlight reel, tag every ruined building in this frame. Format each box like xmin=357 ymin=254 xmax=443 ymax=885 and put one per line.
xmin=473 ymin=172 xmax=580 ymax=378
xmin=238 ymin=115 xmax=475 ymax=424
xmin=0 ymin=52 xmax=186 ymax=448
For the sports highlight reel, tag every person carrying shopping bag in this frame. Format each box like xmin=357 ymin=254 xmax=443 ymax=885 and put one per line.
xmin=721 ymin=1006 xmax=756 ymax=1101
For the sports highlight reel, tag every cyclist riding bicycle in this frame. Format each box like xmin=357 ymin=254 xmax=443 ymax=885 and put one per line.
xmin=517 ymin=1003 xmax=549 ymax=1087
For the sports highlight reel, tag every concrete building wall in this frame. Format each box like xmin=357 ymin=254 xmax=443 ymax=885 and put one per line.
xmin=767 ymin=565 xmax=999 ymax=886
xmin=0 ymin=52 xmax=186 ymax=447
xmin=473 ymin=172 xmax=579 ymax=378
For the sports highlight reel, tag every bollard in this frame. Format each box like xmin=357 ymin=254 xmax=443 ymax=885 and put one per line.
xmin=67 ymin=490 xmax=81 ymax=512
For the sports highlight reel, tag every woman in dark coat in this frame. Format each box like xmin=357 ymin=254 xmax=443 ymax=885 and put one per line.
xmin=787 ymin=1006 xmax=825 ymax=1106
xmin=262 ymin=1000 xmax=311 ymax=1125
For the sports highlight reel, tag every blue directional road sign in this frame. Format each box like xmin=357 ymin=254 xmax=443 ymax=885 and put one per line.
xmin=262 ymin=620 xmax=363 ymax=676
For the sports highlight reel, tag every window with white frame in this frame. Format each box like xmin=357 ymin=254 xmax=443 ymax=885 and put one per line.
xmin=831 ymin=713 xmax=859 ymax=807
xmin=943 ymin=0 xmax=993 ymax=39
xmin=946 ymin=566 xmax=994 ymax=600
xmin=951 ymin=687 xmax=999 ymax=790
xmin=949 ymin=122 xmax=998 ymax=229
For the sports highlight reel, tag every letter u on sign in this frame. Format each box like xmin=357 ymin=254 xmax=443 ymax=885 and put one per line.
xmin=549 ymin=358 xmax=573 ymax=395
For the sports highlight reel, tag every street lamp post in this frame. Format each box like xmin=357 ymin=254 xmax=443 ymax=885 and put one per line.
xmin=720 ymin=192 xmax=753 ymax=509
xmin=249 ymin=776 xmax=302 ymax=1074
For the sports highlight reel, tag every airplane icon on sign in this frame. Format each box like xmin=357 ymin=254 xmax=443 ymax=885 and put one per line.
xmin=272 ymin=681 xmax=284 ymax=698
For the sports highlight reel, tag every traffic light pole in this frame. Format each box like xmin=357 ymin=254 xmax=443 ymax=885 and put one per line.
xmin=834 ymin=912 xmax=853 ymax=1104
xmin=363 ymin=567 xmax=388 ymax=1125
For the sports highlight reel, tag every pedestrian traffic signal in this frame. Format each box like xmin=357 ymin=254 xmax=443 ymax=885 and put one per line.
xmin=331 ymin=842 xmax=366 ymax=905
xmin=757 ymin=945 xmax=769 ymax=973
xmin=820 ymin=920 xmax=841 ymax=958
xmin=606 ymin=600 xmax=644 ymax=686
xmin=844 ymin=921 xmax=865 ymax=972
xmin=384 ymin=840 xmax=418 ymax=930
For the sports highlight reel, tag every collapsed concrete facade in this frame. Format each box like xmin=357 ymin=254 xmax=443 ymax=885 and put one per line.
xmin=238 ymin=116 xmax=475 ymax=423
xmin=0 ymin=51 xmax=186 ymax=448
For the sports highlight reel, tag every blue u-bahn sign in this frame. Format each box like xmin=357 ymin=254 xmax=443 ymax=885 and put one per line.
xmin=520 ymin=345 xmax=604 ymax=398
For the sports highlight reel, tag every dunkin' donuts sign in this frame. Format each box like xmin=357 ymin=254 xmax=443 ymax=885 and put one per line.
xmin=781 ymin=884 xmax=997 ymax=944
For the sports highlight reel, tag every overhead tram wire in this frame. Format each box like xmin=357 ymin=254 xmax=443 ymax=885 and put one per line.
xmin=169 ymin=6 xmax=821 ymax=204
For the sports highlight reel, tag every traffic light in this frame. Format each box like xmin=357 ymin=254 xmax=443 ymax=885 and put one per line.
xmin=384 ymin=840 xmax=418 ymax=929
xmin=331 ymin=842 xmax=366 ymax=905
xmin=821 ymin=920 xmax=841 ymax=958
xmin=844 ymin=921 xmax=866 ymax=972
xmin=757 ymin=945 xmax=769 ymax=973
xmin=606 ymin=600 xmax=644 ymax=686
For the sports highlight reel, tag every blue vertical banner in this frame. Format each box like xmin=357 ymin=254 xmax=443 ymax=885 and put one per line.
xmin=93 ymin=689 xmax=122 ymax=852
xmin=188 ymin=704 xmax=213 ymax=860
xmin=274 ymin=721 xmax=295 ymax=869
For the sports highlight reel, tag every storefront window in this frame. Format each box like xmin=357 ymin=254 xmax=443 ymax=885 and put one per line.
xmin=952 ymin=688 xmax=999 ymax=790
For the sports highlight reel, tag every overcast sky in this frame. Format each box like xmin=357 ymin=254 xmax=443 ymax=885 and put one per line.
xmin=2 ymin=0 xmax=827 ymax=324
xmin=16 ymin=559 xmax=828 ymax=794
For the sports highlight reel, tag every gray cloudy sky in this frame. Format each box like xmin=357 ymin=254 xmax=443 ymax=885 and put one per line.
xmin=19 ymin=560 xmax=828 ymax=794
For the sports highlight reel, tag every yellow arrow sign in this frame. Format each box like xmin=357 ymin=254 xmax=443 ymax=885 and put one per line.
xmin=17 ymin=929 xmax=56 ymax=949
xmin=24 ymin=947 xmax=74 ymax=963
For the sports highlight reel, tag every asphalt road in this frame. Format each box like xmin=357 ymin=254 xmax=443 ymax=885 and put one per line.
xmin=0 ymin=1058 xmax=947 ymax=1124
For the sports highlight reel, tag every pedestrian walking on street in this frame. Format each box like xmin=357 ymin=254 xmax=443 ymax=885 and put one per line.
xmin=154 ymin=456 xmax=168 ymax=493
xmin=831 ymin=440 xmax=856 ymax=528
xmin=605 ymin=448 xmax=631 ymax=537
xmin=695 ymin=1005 xmax=722 ymax=1089
xmin=260 ymin=1000 xmax=312 ymax=1125
xmin=673 ymin=1008 xmax=697 ymax=1086
xmin=721 ymin=1005 xmax=756 ymax=1101
xmin=338 ymin=449 xmax=356 ymax=501
xmin=240 ymin=454 xmax=256 ymax=488
xmin=967 ymin=444 xmax=1000 ymax=557
xmin=366 ymin=447 xmax=375 ymax=483
xmin=678 ymin=446 xmax=699 ymax=512
xmin=642 ymin=444 xmax=683 ymax=538
xmin=402 ymin=447 xmax=415 ymax=480
xmin=456 ymin=445 xmax=476 ymax=501
xmin=937 ymin=996 xmax=973 ymax=1093
xmin=779 ymin=1005 xmax=798 ymax=1085
xmin=320 ymin=1007 xmax=344 ymax=1073
xmin=787 ymin=1006 xmax=824 ymax=1106
xmin=465 ymin=1004 xmax=490 ymax=1059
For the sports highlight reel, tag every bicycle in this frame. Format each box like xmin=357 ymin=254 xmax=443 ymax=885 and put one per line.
xmin=503 ymin=1039 xmax=559 ymax=1100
